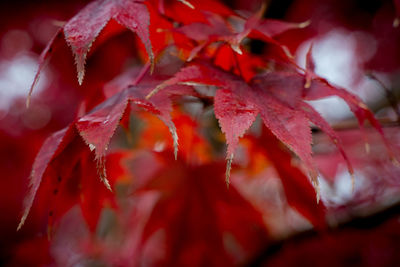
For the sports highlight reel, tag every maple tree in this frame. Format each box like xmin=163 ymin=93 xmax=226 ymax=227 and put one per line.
xmin=2 ymin=0 xmax=400 ymax=266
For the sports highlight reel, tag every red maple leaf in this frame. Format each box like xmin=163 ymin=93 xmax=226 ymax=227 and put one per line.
xmin=28 ymin=0 xmax=154 ymax=105
xmin=12 ymin=1 xmax=400 ymax=266
xmin=245 ymin=127 xmax=326 ymax=229
xmin=138 ymin=151 xmax=269 ymax=266
xmin=18 ymin=124 xmax=122 ymax=232
xmin=147 ymin=60 xmax=391 ymax=200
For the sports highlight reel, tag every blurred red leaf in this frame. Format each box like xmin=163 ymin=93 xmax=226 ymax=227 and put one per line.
xmin=248 ymin=128 xmax=326 ymax=229
xmin=139 ymin=152 xmax=269 ymax=266
xmin=12 ymin=0 xmax=400 ymax=266
xmin=18 ymin=125 xmax=123 ymax=232
xmin=18 ymin=124 xmax=75 ymax=230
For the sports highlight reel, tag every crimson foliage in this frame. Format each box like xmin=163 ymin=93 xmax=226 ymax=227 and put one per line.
xmin=1 ymin=0 xmax=400 ymax=266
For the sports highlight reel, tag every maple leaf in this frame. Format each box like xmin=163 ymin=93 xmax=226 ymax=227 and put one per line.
xmin=18 ymin=125 xmax=120 ymax=232
xmin=26 ymin=30 xmax=64 ymax=107
xmin=173 ymin=5 xmax=307 ymax=62
xmin=18 ymin=125 xmax=75 ymax=231
xmin=20 ymin=69 xmax=197 ymax=231
xmin=146 ymin=63 xmax=315 ymax=187
xmin=75 ymin=87 xmax=158 ymax=189
xmin=64 ymin=0 xmax=153 ymax=84
xmin=302 ymin=45 xmax=385 ymax=144
xmin=28 ymin=0 xmax=154 ymax=105
xmin=156 ymin=0 xmax=234 ymax=24
xmin=146 ymin=60 xmax=388 ymax=199
xmin=174 ymin=12 xmax=242 ymax=57
xmin=98 ymin=65 xmax=199 ymax=157
xmin=313 ymin=126 xmax=400 ymax=210
xmin=139 ymin=151 xmax=269 ymax=266
xmin=73 ymin=57 xmax=196 ymax=188
xmin=246 ymin=128 xmax=326 ymax=229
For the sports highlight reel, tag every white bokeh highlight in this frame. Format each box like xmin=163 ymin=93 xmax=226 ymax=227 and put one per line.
xmin=296 ymin=29 xmax=383 ymax=123
xmin=0 ymin=53 xmax=48 ymax=118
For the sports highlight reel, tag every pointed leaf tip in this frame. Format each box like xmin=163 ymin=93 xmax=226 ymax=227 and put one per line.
xmin=17 ymin=213 xmax=28 ymax=231
xmin=27 ymin=73 xmax=40 ymax=108
xmin=97 ymin=159 xmax=112 ymax=192
xmin=103 ymin=177 xmax=112 ymax=191
xmin=394 ymin=18 xmax=400 ymax=28
xmin=225 ymin=154 xmax=234 ymax=188
xmin=89 ymin=143 xmax=95 ymax=151
xmin=18 ymin=126 xmax=72 ymax=231
xmin=63 ymin=0 xmax=154 ymax=86
xmin=78 ymin=71 xmax=84 ymax=85
xmin=298 ymin=20 xmax=311 ymax=28
xmin=149 ymin=55 xmax=155 ymax=74
xmin=177 ymin=0 xmax=195 ymax=9
xmin=231 ymin=43 xmax=243 ymax=55
xmin=26 ymin=97 xmax=31 ymax=109
xmin=315 ymin=182 xmax=320 ymax=204
xmin=168 ymin=123 xmax=179 ymax=160
xmin=310 ymin=172 xmax=320 ymax=203
xmin=75 ymin=52 xmax=86 ymax=85
xmin=365 ymin=142 xmax=370 ymax=154
xmin=26 ymin=29 xmax=61 ymax=108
